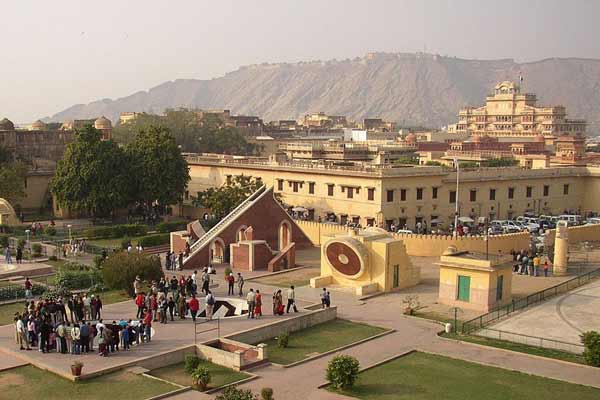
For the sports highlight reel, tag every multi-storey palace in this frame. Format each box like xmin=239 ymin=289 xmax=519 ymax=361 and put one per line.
xmin=452 ymin=81 xmax=586 ymax=140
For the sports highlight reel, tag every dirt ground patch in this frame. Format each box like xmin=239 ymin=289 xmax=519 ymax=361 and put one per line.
xmin=253 ymin=267 xmax=321 ymax=288
xmin=0 ymin=373 xmax=25 ymax=386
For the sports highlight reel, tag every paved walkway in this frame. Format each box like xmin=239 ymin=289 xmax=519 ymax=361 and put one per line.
xmin=491 ymin=278 xmax=600 ymax=344
xmin=2 ymin=254 xmax=600 ymax=399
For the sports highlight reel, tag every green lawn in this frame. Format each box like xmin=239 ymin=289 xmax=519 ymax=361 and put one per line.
xmin=0 ymin=365 xmax=177 ymax=400
xmin=442 ymin=332 xmax=585 ymax=365
xmin=150 ymin=360 xmax=249 ymax=391
xmin=0 ymin=301 xmax=28 ymax=326
xmin=87 ymin=233 xmax=164 ymax=249
xmin=264 ymin=319 xmax=388 ymax=365
xmin=330 ymin=351 xmax=600 ymax=400
xmin=93 ymin=289 xmax=132 ymax=305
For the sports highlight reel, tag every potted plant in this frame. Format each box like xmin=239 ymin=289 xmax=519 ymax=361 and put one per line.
xmin=71 ymin=361 xmax=84 ymax=376
xmin=402 ymin=295 xmax=420 ymax=315
xmin=191 ymin=366 xmax=211 ymax=391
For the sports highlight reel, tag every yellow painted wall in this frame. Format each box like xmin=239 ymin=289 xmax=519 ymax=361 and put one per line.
xmin=296 ymin=220 xmax=530 ymax=257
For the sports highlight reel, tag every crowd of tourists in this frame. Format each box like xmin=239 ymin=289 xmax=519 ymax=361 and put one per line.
xmin=13 ymin=291 xmax=156 ymax=357
xmin=511 ymin=249 xmax=551 ymax=277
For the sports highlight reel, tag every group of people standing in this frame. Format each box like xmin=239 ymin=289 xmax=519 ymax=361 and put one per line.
xmin=4 ymin=245 xmax=24 ymax=264
xmin=511 ymin=249 xmax=551 ymax=277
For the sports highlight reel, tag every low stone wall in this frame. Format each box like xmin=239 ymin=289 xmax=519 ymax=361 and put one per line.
xmin=135 ymin=345 xmax=196 ymax=371
xmin=545 ymin=223 xmax=600 ymax=247
xmin=296 ymin=220 xmax=530 ymax=257
xmin=227 ymin=306 xmax=337 ymax=345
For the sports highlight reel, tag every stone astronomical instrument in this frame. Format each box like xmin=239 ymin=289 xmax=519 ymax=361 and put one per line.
xmin=323 ymin=236 xmax=368 ymax=279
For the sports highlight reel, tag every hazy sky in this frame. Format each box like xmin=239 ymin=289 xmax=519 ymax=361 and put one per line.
xmin=3 ymin=0 xmax=599 ymax=123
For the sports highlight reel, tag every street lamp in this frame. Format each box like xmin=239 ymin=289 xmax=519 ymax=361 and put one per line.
xmin=453 ymin=158 xmax=460 ymax=237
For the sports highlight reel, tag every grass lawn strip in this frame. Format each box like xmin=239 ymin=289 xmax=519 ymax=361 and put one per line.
xmin=442 ymin=332 xmax=585 ymax=365
xmin=331 ymin=351 xmax=600 ymax=400
xmin=265 ymin=319 xmax=388 ymax=365
xmin=150 ymin=360 xmax=249 ymax=391
xmin=0 ymin=365 xmax=177 ymax=400
xmin=0 ymin=302 xmax=28 ymax=326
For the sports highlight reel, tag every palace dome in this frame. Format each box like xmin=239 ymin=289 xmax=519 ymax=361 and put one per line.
xmin=94 ymin=116 xmax=112 ymax=130
xmin=0 ymin=118 xmax=15 ymax=131
xmin=30 ymin=120 xmax=47 ymax=131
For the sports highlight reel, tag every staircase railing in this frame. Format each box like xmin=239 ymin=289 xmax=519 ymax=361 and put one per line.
xmin=184 ymin=185 xmax=267 ymax=262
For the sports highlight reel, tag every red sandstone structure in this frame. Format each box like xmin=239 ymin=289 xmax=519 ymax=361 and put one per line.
xmin=171 ymin=186 xmax=311 ymax=271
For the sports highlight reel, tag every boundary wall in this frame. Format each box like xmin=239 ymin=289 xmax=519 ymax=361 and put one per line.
xmin=296 ymin=221 xmax=530 ymax=257
xmin=545 ymin=223 xmax=600 ymax=247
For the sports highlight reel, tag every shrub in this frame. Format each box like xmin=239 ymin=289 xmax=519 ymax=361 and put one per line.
xmin=0 ymin=283 xmax=46 ymax=301
xmin=156 ymin=220 xmax=188 ymax=233
xmin=191 ymin=366 xmax=211 ymax=391
xmin=48 ymin=255 xmax=58 ymax=261
xmin=31 ymin=243 xmax=43 ymax=256
xmin=215 ymin=386 xmax=257 ymax=400
xmin=184 ymin=354 xmax=200 ymax=375
xmin=55 ymin=269 xmax=102 ymax=289
xmin=59 ymin=261 xmax=92 ymax=272
xmin=581 ymin=331 xmax=600 ymax=367
xmin=326 ymin=355 xmax=360 ymax=390
xmin=138 ymin=233 xmax=170 ymax=248
xmin=17 ymin=238 xmax=26 ymax=249
xmin=44 ymin=226 xmax=57 ymax=236
xmin=277 ymin=332 xmax=289 ymax=348
xmin=93 ymin=255 xmax=105 ymax=268
xmin=260 ymin=388 xmax=273 ymax=400
xmin=121 ymin=237 xmax=132 ymax=250
xmin=40 ymin=287 xmax=71 ymax=300
xmin=0 ymin=224 xmax=14 ymax=234
xmin=0 ymin=234 xmax=9 ymax=248
xmin=84 ymin=224 xmax=148 ymax=239
xmin=224 ymin=266 xmax=232 ymax=278
xmin=101 ymin=252 xmax=163 ymax=295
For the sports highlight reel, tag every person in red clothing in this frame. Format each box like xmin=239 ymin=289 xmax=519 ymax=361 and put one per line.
xmin=149 ymin=294 xmax=158 ymax=322
xmin=143 ymin=310 xmax=153 ymax=342
xmin=188 ymin=294 xmax=199 ymax=322
xmin=226 ymin=273 xmax=235 ymax=296
xmin=135 ymin=292 xmax=146 ymax=319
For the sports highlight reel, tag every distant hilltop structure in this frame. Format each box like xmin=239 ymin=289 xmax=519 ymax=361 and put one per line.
xmin=448 ymin=81 xmax=586 ymax=142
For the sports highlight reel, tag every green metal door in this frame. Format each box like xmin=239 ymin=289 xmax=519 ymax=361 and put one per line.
xmin=496 ymin=275 xmax=504 ymax=301
xmin=393 ymin=265 xmax=399 ymax=288
xmin=457 ymin=275 xmax=471 ymax=302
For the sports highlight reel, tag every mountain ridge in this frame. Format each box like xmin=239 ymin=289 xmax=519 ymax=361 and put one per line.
xmin=46 ymin=53 xmax=600 ymax=132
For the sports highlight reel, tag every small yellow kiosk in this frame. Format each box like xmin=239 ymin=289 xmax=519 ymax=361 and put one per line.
xmin=310 ymin=227 xmax=420 ymax=296
xmin=437 ymin=246 xmax=513 ymax=312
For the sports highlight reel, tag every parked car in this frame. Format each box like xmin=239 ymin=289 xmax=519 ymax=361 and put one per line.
xmin=558 ymin=214 xmax=583 ymax=226
xmin=585 ymin=217 xmax=600 ymax=225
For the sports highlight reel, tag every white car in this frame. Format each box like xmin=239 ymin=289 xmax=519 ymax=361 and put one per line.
xmin=558 ymin=214 xmax=582 ymax=226
xmin=516 ymin=216 xmax=541 ymax=232
xmin=585 ymin=217 xmax=600 ymax=225
xmin=491 ymin=220 xmax=521 ymax=233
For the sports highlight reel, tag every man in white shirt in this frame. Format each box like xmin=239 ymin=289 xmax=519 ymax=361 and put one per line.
xmin=15 ymin=317 xmax=30 ymax=350
xmin=286 ymin=285 xmax=298 ymax=313
xmin=246 ymin=289 xmax=256 ymax=319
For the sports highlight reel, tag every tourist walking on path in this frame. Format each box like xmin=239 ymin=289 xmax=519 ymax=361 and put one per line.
xmin=201 ymin=268 xmax=210 ymax=295
xmin=320 ymin=288 xmax=328 ymax=309
xmin=246 ymin=289 xmax=256 ymax=318
xmin=177 ymin=295 xmax=187 ymax=319
xmin=135 ymin=292 xmax=145 ymax=319
xmin=226 ymin=273 xmax=235 ymax=295
xmin=273 ymin=290 xmax=284 ymax=315
xmin=286 ymin=285 xmax=298 ymax=313
xmin=133 ymin=275 xmax=142 ymax=296
xmin=254 ymin=290 xmax=262 ymax=318
xmin=188 ymin=294 xmax=199 ymax=322
xmin=24 ymin=278 xmax=33 ymax=299
xmin=236 ymin=273 xmax=244 ymax=297
xmin=543 ymin=260 xmax=550 ymax=277
xmin=205 ymin=290 xmax=215 ymax=320
xmin=5 ymin=246 xmax=12 ymax=264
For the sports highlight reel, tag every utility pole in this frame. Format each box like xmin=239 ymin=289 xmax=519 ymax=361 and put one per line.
xmin=454 ymin=158 xmax=460 ymax=236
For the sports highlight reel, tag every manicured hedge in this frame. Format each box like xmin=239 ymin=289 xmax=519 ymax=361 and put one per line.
xmin=0 ymin=283 xmax=46 ymax=301
xmin=0 ymin=234 xmax=9 ymax=248
xmin=102 ymin=252 xmax=163 ymax=296
xmin=138 ymin=233 xmax=170 ymax=248
xmin=83 ymin=224 xmax=148 ymax=239
xmin=55 ymin=269 xmax=102 ymax=289
xmin=156 ymin=220 xmax=188 ymax=233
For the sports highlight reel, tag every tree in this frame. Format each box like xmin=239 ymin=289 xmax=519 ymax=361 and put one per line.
xmin=50 ymin=126 xmax=131 ymax=218
xmin=193 ymin=175 xmax=261 ymax=219
xmin=113 ymin=109 xmax=261 ymax=155
xmin=326 ymin=355 xmax=360 ymax=389
xmin=0 ymin=156 xmax=27 ymax=202
xmin=393 ymin=154 xmax=419 ymax=165
xmin=191 ymin=366 xmax=211 ymax=391
xmin=126 ymin=125 xmax=190 ymax=210
xmin=482 ymin=158 xmax=518 ymax=167
xmin=101 ymin=252 xmax=163 ymax=296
